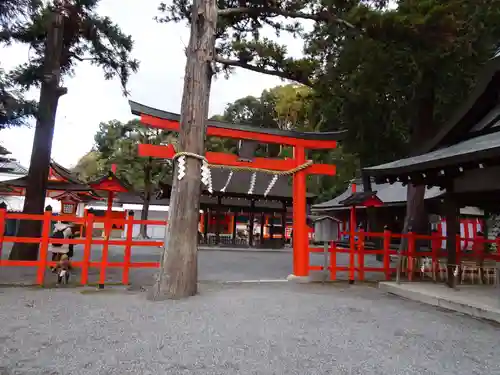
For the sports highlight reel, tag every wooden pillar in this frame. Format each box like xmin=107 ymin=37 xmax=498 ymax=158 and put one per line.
xmin=292 ymin=145 xmax=308 ymax=276
xmin=249 ymin=200 xmax=255 ymax=247
xmin=215 ymin=196 xmax=222 ymax=245
xmin=349 ymin=183 xmax=357 ymax=283
xmin=203 ymin=209 xmax=209 ymax=243
xmin=281 ymin=201 xmax=287 ymax=247
xmin=106 ymin=191 xmax=114 ymax=216
xmin=231 ymin=211 xmax=237 ymax=245
xmin=199 ymin=211 xmax=204 ymax=233
xmin=444 ymin=188 xmax=459 ymax=288
xmin=260 ymin=212 xmax=265 ymax=245
xmin=269 ymin=213 xmax=274 ymax=240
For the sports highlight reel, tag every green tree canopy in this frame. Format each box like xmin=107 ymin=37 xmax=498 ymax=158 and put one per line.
xmin=310 ymin=0 xmax=500 ymax=165
xmin=6 ymin=0 xmax=139 ymax=94
xmin=87 ymin=119 xmax=175 ymax=237
xmin=72 ymin=150 xmax=104 ymax=182
xmin=0 ymin=0 xmax=39 ymax=129
xmin=93 ymin=119 xmax=175 ymax=192
xmin=305 ymin=0 xmax=500 ymax=235
xmin=211 ymin=84 xmax=358 ymax=199
xmin=8 ymin=0 xmax=139 ymax=260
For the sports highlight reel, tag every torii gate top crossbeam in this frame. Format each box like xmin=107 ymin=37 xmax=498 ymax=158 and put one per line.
xmin=129 ymin=101 xmax=346 ymax=149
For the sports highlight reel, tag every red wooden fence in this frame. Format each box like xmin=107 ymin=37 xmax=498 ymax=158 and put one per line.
xmin=0 ymin=210 xmax=165 ymax=286
xmin=309 ymin=230 xmax=500 ymax=281
xmin=1 ymin=209 xmax=498 ymax=285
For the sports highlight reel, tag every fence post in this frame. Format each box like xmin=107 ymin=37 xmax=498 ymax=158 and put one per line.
xmin=456 ymin=234 xmax=461 ymax=264
xmin=81 ymin=213 xmax=94 ymax=285
xmin=408 ymin=231 xmax=416 ymax=282
xmin=123 ymin=211 xmax=134 ymax=285
xmin=357 ymin=229 xmax=365 ymax=281
xmin=99 ymin=214 xmax=112 ymax=288
xmin=330 ymin=241 xmax=336 ymax=281
xmin=0 ymin=207 xmax=6 ymax=263
xmin=383 ymin=229 xmax=391 ymax=281
xmin=36 ymin=209 xmax=52 ymax=286
xmin=431 ymin=230 xmax=440 ymax=282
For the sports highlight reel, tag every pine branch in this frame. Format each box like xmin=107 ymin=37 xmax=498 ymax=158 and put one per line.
xmin=217 ymin=7 xmax=356 ymax=29
xmin=214 ymin=55 xmax=313 ymax=87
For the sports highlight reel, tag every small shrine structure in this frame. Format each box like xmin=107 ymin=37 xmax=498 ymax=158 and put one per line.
xmin=0 ymin=160 xmax=100 ymax=214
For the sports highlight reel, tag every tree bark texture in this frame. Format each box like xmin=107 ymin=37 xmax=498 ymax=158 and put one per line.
xmin=9 ymin=12 xmax=66 ymax=261
xmin=147 ymin=0 xmax=217 ymax=300
xmin=399 ymin=70 xmax=436 ymax=253
xmin=139 ymin=164 xmax=152 ymax=238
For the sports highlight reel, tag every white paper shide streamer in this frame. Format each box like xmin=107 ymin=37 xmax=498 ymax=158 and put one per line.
xmin=177 ymin=155 xmax=186 ymax=180
xmin=201 ymin=159 xmax=213 ymax=194
xmin=263 ymin=175 xmax=278 ymax=197
xmin=220 ymin=171 xmax=233 ymax=193
xmin=247 ymin=172 xmax=257 ymax=195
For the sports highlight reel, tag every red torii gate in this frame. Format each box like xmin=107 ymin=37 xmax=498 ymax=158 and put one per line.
xmin=129 ymin=101 xmax=344 ymax=278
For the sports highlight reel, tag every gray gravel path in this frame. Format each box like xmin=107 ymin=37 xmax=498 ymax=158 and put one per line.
xmin=1 ymin=283 xmax=499 ymax=374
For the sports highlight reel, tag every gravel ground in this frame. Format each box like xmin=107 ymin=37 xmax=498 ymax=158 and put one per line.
xmin=1 ymin=283 xmax=499 ymax=374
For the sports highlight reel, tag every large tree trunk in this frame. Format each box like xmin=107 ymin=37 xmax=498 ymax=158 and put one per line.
xmin=139 ymin=163 xmax=152 ymax=238
xmin=9 ymin=12 xmax=66 ymax=261
xmin=147 ymin=0 xmax=217 ymax=300
xmin=399 ymin=70 xmax=437 ymax=253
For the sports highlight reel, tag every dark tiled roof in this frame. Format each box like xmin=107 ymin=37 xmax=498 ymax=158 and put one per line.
xmin=159 ymin=168 xmax=315 ymax=201
xmin=130 ymin=101 xmax=346 ymax=142
xmin=88 ymin=171 xmax=133 ymax=193
xmin=364 ymin=131 xmax=500 ymax=177
xmin=50 ymin=160 xmax=85 ymax=184
xmin=339 ymin=192 xmax=378 ymax=206
xmin=0 ymin=177 xmax=92 ymax=191
xmin=0 ymin=145 xmax=10 ymax=156
xmin=0 ymin=158 xmax=27 ymax=175
xmin=312 ymin=180 xmax=443 ymax=212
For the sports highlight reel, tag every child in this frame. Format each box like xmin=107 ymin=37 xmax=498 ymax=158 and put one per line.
xmin=50 ymin=222 xmax=76 ymax=272
xmin=55 ymin=254 xmax=71 ymax=285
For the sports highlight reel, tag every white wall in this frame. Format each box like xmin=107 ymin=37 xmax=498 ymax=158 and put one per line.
xmin=126 ymin=210 xmax=168 ymax=239
xmin=0 ymin=172 xmax=25 ymax=182
xmin=0 ymin=195 xmax=63 ymax=213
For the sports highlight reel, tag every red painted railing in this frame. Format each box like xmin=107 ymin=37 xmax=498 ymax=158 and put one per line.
xmin=0 ymin=210 xmax=165 ymax=286
xmin=309 ymin=230 xmax=500 ymax=281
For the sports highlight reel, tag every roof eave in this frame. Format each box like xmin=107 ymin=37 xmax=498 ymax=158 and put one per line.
xmin=129 ymin=100 xmax=347 ymax=141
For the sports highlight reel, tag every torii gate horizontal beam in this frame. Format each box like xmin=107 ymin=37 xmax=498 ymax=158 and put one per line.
xmin=138 ymin=144 xmax=336 ymax=175
xmin=130 ymin=101 xmax=345 ymax=149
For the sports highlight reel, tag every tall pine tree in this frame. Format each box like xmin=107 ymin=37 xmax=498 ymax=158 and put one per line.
xmin=7 ymin=0 xmax=139 ymax=260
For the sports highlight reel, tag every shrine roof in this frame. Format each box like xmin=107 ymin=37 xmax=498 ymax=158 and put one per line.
xmin=129 ymin=100 xmax=346 ymax=142
xmin=312 ymin=179 xmax=443 ymax=212
xmin=159 ymin=168 xmax=315 ymax=201
xmin=0 ymin=177 xmax=92 ymax=191
xmin=52 ymin=190 xmax=96 ymax=202
xmin=364 ymin=128 xmax=500 ymax=181
xmin=50 ymin=160 xmax=84 ymax=184
xmin=339 ymin=192 xmax=382 ymax=206
xmin=88 ymin=171 xmax=132 ymax=193
xmin=0 ymin=159 xmax=27 ymax=175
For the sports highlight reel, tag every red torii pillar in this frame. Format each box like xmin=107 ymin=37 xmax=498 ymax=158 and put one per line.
xmin=129 ymin=101 xmax=343 ymax=277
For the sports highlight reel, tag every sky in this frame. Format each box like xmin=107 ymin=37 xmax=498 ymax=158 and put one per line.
xmin=0 ymin=0 xmax=305 ymax=169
